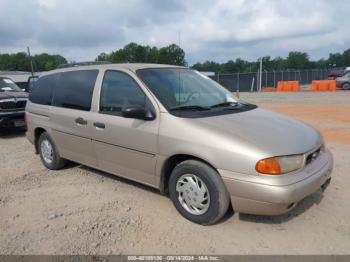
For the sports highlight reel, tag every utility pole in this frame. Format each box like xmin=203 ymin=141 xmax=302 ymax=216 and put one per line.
xmin=27 ymin=47 xmax=34 ymax=77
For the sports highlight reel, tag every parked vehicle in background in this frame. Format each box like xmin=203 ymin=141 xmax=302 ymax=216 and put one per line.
xmin=0 ymin=77 xmax=28 ymax=129
xmin=328 ymin=67 xmax=349 ymax=79
xmin=26 ymin=63 xmax=333 ymax=225
xmin=336 ymin=72 xmax=350 ymax=90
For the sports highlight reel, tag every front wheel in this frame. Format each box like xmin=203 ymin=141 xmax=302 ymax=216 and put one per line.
xmin=168 ymin=160 xmax=230 ymax=225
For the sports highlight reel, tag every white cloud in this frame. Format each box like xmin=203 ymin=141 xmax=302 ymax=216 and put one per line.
xmin=0 ymin=0 xmax=349 ymax=64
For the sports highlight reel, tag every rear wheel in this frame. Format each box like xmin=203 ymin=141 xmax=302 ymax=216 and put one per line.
xmin=38 ymin=132 xmax=67 ymax=170
xmin=169 ymin=160 xmax=230 ymax=225
xmin=342 ymin=83 xmax=350 ymax=90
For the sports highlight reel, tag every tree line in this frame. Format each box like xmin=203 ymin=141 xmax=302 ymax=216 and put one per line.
xmin=192 ymin=49 xmax=350 ymax=73
xmin=0 ymin=52 xmax=67 ymax=72
xmin=0 ymin=43 xmax=349 ymax=73
xmin=95 ymin=42 xmax=186 ymax=66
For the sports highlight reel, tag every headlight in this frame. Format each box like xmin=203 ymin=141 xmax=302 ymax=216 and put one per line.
xmin=256 ymin=155 xmax=304 ymax=175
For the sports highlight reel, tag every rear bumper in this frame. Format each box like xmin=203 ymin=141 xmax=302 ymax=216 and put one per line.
xmin=219 ymin=150 xmax=333 ymax=215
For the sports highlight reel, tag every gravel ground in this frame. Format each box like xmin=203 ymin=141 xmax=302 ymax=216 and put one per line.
xmin=0 ymin=92 xmax=350 ymax=255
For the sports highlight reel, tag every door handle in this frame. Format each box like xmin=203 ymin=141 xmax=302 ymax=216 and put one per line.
xmin=93 ymin=122 xmax=105 ymax=129
xmin=75 ymin=117 xmax=87 ymax=126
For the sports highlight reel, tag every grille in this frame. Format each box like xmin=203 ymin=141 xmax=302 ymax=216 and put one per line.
xmin=0 ymin=100 xmax=27 ymax=110
xmin=306 ymin=147 xmax=321 ymax=165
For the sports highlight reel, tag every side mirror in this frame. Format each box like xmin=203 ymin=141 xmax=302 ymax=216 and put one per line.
xmin=122 ymin=106 xmax=155 ymax=121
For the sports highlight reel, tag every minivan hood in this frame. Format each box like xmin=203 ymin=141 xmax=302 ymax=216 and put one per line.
xmin=194 ymin=108 xmax=321 ymax=156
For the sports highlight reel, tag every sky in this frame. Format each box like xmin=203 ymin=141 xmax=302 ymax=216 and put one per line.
xmin=0 ymin=0 xmax=349 ymax=65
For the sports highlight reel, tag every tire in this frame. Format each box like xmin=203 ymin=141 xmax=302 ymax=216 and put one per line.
xmin=168 ymin=160 xmax=230 ymax=225
xmin=342 ymin=83 xmax=350 ymax=90
xmin=38 ymin=132 xmax=67 ymax=170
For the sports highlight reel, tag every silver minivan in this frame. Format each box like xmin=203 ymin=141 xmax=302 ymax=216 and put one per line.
xmin=26 ymin=63 xmax=333 ymax=225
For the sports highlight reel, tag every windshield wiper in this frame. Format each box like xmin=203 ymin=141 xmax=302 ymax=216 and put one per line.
xmin=169 ymin=105 xmax=211 ymax=111
xmin=210 ymin=101 xmax=239 ymax=108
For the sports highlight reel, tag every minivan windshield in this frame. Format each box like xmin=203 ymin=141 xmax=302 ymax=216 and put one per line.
xmin=0 ymin=78 xmax=22 ymax=92
xmin=137 ymin=68 xmax=239 ymax=111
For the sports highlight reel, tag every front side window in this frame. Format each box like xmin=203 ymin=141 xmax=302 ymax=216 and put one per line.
xmin=52 ymin=70 xmax=98 ymax=111
xmin=100 ymin=70 xmax=147 ymax=115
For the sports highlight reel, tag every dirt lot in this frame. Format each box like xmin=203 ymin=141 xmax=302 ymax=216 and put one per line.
xmin=1 ymin=92 xmax=350 ymax=255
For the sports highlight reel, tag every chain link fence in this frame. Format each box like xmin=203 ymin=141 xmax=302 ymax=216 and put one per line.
xmin=209 ymin=69 xmax=328 ymax=92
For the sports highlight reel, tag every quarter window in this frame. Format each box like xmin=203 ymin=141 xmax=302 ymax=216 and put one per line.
xmin=52 ymin=70 xmax=98 ymax=111
xmin=100 ymin=71 xmax=147 ymax=115
xmin=29 ymin=73 xmax=58 ymax=105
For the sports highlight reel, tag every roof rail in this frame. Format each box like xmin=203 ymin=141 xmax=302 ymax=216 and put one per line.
xmin=56 ymin=61 xmax=112 ymax=69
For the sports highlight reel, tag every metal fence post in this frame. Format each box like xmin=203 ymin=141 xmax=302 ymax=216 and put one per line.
xmin=281 ymin=70 xmax=284 ymax=81
xmin=237 ymin=72 xmax=240 ymax=92
xmin=259 ymin=58 xmax=262 ymax=92
xmin=288 ymin=69 xmax=290 ymax=81
xmin=251 ymin=77 xmax=255 ymax=92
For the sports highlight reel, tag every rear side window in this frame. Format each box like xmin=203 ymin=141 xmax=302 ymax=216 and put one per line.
xmin=29 ymin=74 xmax=58 ymax=105
xmin=53 ymin=70 xmax=98 ymax=111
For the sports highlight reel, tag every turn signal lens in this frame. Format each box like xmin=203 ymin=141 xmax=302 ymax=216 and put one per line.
xmin=256 ymin=157 xmax=281 ymax=175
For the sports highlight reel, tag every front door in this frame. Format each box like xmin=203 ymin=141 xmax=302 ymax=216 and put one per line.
xmin=90 ymin=70 xmax=159 ymax=187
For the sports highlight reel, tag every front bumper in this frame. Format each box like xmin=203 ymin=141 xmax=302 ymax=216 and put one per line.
xmin=219 ymin=149 xmax=333 ymax=215
xmin=0 ymin=111 xmax=25 ymax=128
